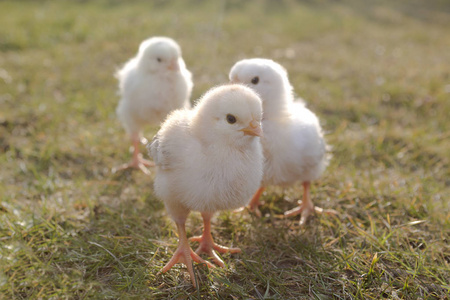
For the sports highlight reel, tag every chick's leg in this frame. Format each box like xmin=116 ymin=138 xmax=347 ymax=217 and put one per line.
xmin=112 ymin=137 xmax=154 ymax=175
xmin=130 ymin=138 xmax=155 ymax=167
xmin=160 ymin=221 xmax=214 ymax=287
xmin=190 ymin=212 xmax=241 ymax=267
xmin=284 ymin=181 xmax=338 ymax=225
xmin=247 ymin=187 xmax=265 ymax=217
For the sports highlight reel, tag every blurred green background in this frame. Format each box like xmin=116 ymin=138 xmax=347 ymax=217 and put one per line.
xmin=0 ymin=0 xmax=449 ymax=298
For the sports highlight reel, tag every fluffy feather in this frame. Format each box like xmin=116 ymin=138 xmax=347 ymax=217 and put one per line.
xmin=149 ymin=84 xmax=264 ymax=285
xmin=114 ymin=36 xmax=192 ymax=174
xmin=151 ymin=85 xmax=263 ymax=218
xmin=116 ymin=36 xmax=192 ymax=136
xmin=261 ymin=101 xmax=328 ymax=186
xmin=229 ymin=58 xmax=333 ymax=224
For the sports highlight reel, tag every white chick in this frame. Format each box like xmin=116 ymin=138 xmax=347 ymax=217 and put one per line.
xmin=149 ymin=84 xmax=263 ymax=286
xmin=229 ymin=58 xmax=336 ymax=225
xmin=114 ymin=36 xmax=193 ymax=174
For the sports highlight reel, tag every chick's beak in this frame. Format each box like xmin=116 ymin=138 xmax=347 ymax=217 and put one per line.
xmin=240 ymin=119 xmax=262 ymax=137
xmin=168 ymin=59 xmax=180 ymax=71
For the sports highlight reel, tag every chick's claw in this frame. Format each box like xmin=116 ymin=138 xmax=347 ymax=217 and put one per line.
xmin=159 ymin=244 xmax=214 ymax=287
xmin=190 ymin=211 xmax=241 ymax=267
xmin=247 ymin=204 xmax=262 ymax=218
xmin=190 ymin=235 xmax=241 ymax=267
xmin=232 ymin=206 xmax=246 ymax=214
xmin=112 ymin=161 xmax=150 ymax=175
xmin=284 ymin=202 xmax=315 ymax=226
xmin=160 ymin=221 xmax=215 ymax=287
xmin=284 ymin=201 xmax=338 ymax=226
xmin=112 ymin=153 xmax=154 ymax=175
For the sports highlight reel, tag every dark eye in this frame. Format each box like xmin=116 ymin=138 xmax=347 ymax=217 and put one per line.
xmin=226 ymin=114 xmax=237 ymax=124
xmin=251 ymin=77 xmax=259 ymax=84
xmin=157 ymin=58 xmax=162 ymax=62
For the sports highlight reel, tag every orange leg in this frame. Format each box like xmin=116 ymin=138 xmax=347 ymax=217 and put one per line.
xmin=113 ymin=138 xmax=154 ymax=175
xmin=284 ymin=181 xmax=338 ymax=225
xmin=246 ymin=187 xmax=265 ymax=217
xmin=159 ymin=221 xmax=215 ymax=287
xmin=190 ymin=212 xmax=241 ymax=267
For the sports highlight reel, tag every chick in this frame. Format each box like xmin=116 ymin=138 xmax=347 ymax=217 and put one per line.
xmin=149 ymin=84 xmax=263 ymax=286
xmin=229 ymin=58 xmax=336 ymax=225
xmin=114 ymin=36 xmax=193 ymax=174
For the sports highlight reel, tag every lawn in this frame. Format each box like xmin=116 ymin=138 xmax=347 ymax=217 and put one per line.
xmin=0 ymin=0 xmax=449 ymax=299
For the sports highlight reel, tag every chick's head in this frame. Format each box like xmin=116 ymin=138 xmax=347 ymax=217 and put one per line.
xmin=192 ymin=85 xmax=263 ymax=147
xmin=137 ymin=37 xmax=182 ymax=73
xmin=229 ymin=58 xmax=293 ymax=109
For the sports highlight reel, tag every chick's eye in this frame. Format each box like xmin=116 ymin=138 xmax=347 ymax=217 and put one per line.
xmin=157 ymin=58 xmax=162 ymax=62
xmin=226 ymin=114 xmax=237 ymax=124
xmin=251 ymin=77 xmax=259 ymax=84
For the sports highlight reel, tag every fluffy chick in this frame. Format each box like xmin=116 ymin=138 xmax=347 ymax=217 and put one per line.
xmin=229 ymin=58 xmax=336 ymax=225
xmin=114 ymin=36 xmax=193 ymax=174
xmin=149 ymin=84 xmax=263 ymax=286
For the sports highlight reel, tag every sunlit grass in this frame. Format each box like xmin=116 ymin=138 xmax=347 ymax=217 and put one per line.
xmin=1 ymin=0 xmax=449 ymax=298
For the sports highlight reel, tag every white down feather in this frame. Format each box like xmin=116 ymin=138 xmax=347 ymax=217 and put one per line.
xmin=149 ymin=85 xmax=264 ymax=223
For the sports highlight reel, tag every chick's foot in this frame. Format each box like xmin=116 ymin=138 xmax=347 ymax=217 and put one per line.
xmin=191 ymin=212 xmax=241 ymax=267
xmin=159 ymin=223 xmax=214 ymax=287
xmin=284 ymin=182 xmax=338 ymax=225
xmin=190 ymin=234 xmax=240 ymax=268
xmin=112 ymin=153 xmax=154 ymax=175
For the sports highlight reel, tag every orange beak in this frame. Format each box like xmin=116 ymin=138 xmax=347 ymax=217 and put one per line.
xmin=240 ymin=119 xmax=262 ymax=137
xmin=168 ymin=59 xmax=180 ymax=71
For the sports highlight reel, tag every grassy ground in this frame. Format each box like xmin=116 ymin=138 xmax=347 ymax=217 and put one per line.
xmin=0 ymin=0 xmax=449 ymax=299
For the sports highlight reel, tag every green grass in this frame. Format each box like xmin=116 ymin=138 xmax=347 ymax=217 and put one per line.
xmin=1 ymin=0 xmax=449 ymax=298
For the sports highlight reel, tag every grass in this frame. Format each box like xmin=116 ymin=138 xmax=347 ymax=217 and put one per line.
xmin=0 ymin=0 xmax=449 ymax=298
